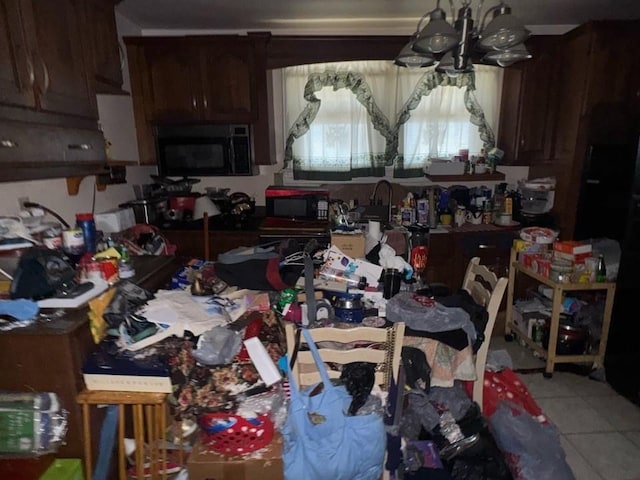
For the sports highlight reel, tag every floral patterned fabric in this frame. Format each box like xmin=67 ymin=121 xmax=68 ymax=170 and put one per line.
xmin=158 ymin=309 xmax=286 ymax=421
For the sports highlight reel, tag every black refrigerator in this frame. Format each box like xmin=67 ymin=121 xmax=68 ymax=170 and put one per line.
xmin=574 ymin=125 xmax=640 ymax=404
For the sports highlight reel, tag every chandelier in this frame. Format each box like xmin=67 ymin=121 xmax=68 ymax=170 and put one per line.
xmin=395 ymin=0 xmax=532 ymax=71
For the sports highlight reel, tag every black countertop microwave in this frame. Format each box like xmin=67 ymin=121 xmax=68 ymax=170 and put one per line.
xmin=155 ymin=124 xmax=254 ymax=176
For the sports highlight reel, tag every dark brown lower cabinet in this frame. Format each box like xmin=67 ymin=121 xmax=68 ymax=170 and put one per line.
xmin=162 ymin=229 xmax=261 ymax=260
xmin=425 ymin=228 xmax=517 ymax=293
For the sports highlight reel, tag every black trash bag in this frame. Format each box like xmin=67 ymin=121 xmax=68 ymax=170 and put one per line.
xmin=103 ymin=280 xmax=154 ymax=328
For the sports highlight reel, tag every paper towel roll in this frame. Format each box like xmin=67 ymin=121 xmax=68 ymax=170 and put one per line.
xmin=368 ymin=220 xmax=381 ymax=241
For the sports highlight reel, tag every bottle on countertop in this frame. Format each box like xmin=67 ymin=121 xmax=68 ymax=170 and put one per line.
xmin=76 ymin=213 xmax=96 ymax=254
xmin=595 ymin=254 xmax=607 ymax=282
xmin=118 ymin=245 xmax=135 ymax=279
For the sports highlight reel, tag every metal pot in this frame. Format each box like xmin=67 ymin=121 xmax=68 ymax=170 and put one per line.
xmin=325 ymin=292 xmax=365 ymax=323
xmin=119 ymin=197 xmax=168 ymax=225
xmin=542 ymin=320 xmax=589 ymax=355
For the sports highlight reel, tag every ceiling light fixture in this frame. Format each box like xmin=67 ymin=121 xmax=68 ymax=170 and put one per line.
xmin=395 ymin=33 xmax=436 ymax=68
xmin=396 ymin=0 xmax=532 ymax=70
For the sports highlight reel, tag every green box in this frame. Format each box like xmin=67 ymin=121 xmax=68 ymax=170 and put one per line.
xmin=39 ymin=459 xmax=84 ymax=480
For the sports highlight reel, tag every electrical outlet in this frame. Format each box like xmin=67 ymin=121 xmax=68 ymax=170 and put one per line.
xmin=18 ymin=196 xmax=29 ymax=211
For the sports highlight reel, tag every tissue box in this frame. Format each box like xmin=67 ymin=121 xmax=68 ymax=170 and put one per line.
xmin=94 ymin=207 xmax=135 ymax=233
xmin=425 ymin=159 xmax=466 ymax=176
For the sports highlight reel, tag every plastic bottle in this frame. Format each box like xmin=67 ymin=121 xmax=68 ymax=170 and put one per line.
xmin=118 ymin=246 xmax=136 ymax=279
xmin=76 ymin=213 xmax=96 ymax=254
xmin=595 ymin=254 xmax=607 ymax=282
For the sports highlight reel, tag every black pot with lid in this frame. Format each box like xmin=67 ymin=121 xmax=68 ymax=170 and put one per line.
xmin=119 ymin=197 xmax=168 ymax=225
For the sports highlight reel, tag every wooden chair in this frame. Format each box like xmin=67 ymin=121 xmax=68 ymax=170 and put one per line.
xmin=285 ymin=322 xmax=405 ymax=395
xmin=285 ymin=322 xmax=405 ymax=480
xmin=461 ymin=256 xmax=509 ymax=411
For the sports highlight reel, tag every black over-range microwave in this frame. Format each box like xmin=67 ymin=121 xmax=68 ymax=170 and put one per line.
xmin=155 ymin=124 xmax=255 ymax=176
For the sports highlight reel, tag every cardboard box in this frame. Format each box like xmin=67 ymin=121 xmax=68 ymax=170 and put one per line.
xmin=553 ymin=240 xmax=592 ymax=255
xmin=552 ymin=250 xmax=591 ymax=264
xmin=330 ymin=232 xmax=366 ymax=259
xmin=187 ymin=433 xmax=283 ymax=480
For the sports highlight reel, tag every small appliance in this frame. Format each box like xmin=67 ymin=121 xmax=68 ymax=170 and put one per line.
xmin=119 ymin=197 xmax=168 ymax=226
xmin=262 ymin=186 xmax=329 ymax=230
xmin=155 ymin=124 xmax=254 ymax=177
xmin=516 ymin=178 xmax=556 ymax=228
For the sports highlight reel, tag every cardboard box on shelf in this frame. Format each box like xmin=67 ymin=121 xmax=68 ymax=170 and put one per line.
xmin=553 ymin=240 xmax=592 ymax=256
xmin=330 ymin=232 xmax=366 ymax=259
xmin=187 ymin=433 xmax=283 ymax=480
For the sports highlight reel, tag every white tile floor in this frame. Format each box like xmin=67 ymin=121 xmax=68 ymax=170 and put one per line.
xmin=490 ymin=337 xmax=640 ymax=480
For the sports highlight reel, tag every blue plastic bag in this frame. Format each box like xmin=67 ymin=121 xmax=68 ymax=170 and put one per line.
xmin=282 ymin=328 xmax=386 ymax=480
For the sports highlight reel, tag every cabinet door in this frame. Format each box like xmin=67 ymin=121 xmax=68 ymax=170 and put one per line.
xmin=422 ymin=232 xmax=459 ymax=289
xmin=143 ymin=40 xmax=201 ymax=122
xmin=200 ymin=39 xmax=254 ymax=121
xmin=21 ymin=0 xmax=97 ymax=119
xmin=85 ymin=0 xmax=123 ymax=94
xmin=550 ymin=31 xmax=590 ymax=165
xmin=459 ymin=232 xmax=514 ymax=279
xmin=497 ymin=36 xmax=559 ymax=166
xmin=0 ymin=0 xmax=35 ymax=108
xmin=516 ymin=37 xmax=559 ymax=165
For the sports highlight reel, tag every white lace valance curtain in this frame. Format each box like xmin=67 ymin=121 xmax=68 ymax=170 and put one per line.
xmin=283 ymin=61 xmax=502 ymax=180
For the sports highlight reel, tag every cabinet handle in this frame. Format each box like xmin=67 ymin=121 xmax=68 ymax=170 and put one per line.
xmin=203 ymin=96 xmax=208 ymax=109
xmin=39 ymin=57 xmax=50 ymax=95
xmin=520 ymin=136 xmax=525 ymax=147
xmin=118 ymin=42 xmax=125 ymax=72
xmin=67 ymin=143 xmax=92 ymax=150
xmin=0 ymin=140 xmax=18 ymax=148
xmin=478 ymin=244 xmax=496 ymax=249
xmin=192 ymin=96 xmax=197 ymax=111
xmin=26 ymin=57 xmax=35 ymax=87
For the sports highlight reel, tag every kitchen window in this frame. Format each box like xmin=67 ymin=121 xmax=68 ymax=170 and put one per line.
xmin=281 ymin=60 xmax=502 ymax=180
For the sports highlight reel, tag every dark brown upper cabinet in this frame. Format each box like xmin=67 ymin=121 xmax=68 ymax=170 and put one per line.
xmin=124 ymin=33 xmax=272 ymax=166
xmin=497 ymin=35 xmax=560 ymax=167
xmin=84 ymin=0 xmax=124 ymax=94
xmin=18 ymin=0 xmax=97 ymax=119
xmin=499 ymin=21 xmax=640 ymax=238
xmin=0 ymin=0 xmax=106 ymax=181
xmin=127 ymin=36 xmax=261 ymax=122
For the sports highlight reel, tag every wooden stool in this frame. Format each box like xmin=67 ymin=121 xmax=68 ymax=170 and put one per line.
xmin=76 ymin=390 xmax=169 ymax=480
